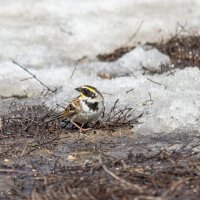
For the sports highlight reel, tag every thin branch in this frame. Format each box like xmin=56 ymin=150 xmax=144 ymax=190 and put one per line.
xmin=102 ymin=92 xmax=112 ymax=95
xmin=123 ymin=21 xmax=144 ymax=46
xmin=20 ymin=77 xmax=34 ymax=81
xmin=126 ymin=88 xmax=134 ymax=94
xmin=110 ymin=99 xmax=119 ymax=113
xmin=11 ymin=60 xmax=57 ymax=93
xmin=98 ymin=156 xmax=144 ymax=193
xmin=142 ymin=92 xmax=154 ymax=106
xmin=147 ymin=77 xmax=162 ymax=85
xmin=167 ymin=70 xmax=176 ymax=76
xmin=70 ymin=66 xmax=77 ymax=79
xmin=0 ymin=94 xmax=28 ymax=99
xmin=0 ymin=117 xmax=3 ymax=131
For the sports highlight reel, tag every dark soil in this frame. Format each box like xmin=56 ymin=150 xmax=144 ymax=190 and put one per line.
xmin=0 ymin=105 xmax=200 ymax=200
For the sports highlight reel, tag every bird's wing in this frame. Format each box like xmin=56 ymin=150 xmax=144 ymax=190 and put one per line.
xmin=45 ymin=97 xmax=81 ymax=122
xmin=62 ymin=98 xmax=81 ymax=118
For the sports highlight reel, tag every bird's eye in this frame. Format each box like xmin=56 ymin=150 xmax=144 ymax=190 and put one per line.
xmin=82 ymin=88 xmax=88 ymax=95
xmin=83 ymin=88 xmax=87 ymax=93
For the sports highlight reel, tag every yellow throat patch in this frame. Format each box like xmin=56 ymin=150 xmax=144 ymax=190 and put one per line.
xmin=80 ymin=93 xmax=85 ymax=99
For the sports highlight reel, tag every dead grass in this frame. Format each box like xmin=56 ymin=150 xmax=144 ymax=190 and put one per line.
xmin=97 ymin=32 xmax=200 ymax=75
xmin=0 ymin=104 xmax=200 ymax=200
xmin=152 ymin=34 xmax=200 ymax=72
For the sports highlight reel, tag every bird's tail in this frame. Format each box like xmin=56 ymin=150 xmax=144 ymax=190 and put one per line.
xmin=44 ymin=111 xmax=66 ymax=123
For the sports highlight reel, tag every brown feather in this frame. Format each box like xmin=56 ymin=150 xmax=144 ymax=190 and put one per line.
xmin=45 ymin=98 xmax=80 ymax=123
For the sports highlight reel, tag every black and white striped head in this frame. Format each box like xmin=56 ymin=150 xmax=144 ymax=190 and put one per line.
xmin=75 ymin=85 xmax=103 ymax=102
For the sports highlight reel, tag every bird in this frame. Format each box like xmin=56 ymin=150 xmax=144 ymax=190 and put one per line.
xmin=46 ymin=85 xmax=104 ymax=132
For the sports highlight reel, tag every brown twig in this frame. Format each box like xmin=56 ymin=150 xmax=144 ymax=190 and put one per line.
xmin=147 ymin=77 xmax=162 ymax=86
xmin=0 ymin=94 xmax=28 ymax=99
xmin=70 ymin=66 xmax=77 ymax=79
xmin=11 ymin=60 xmax=58 ymax=94
xmin=98 ymin=156 xmax=144 ymax=193
xmin=123 ymin=21 xmax=144 ymax=46
xmin=162 ymin=177 xmax=190 ymax=198
xmin=126 ymin=88 xmax=134 ymax=94
xmin=110 ymin=99 xmax=119 ymax=114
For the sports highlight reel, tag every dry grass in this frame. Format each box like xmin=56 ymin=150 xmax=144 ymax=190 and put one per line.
xmin=97 ymin=31 xmax=200 ymax=75
xmin=0 ymin=104 xmax=200 ymax=200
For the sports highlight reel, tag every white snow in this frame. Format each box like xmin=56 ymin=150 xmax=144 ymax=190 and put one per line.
xmin=74 ymin=46 xmax=170 ymax=77
xmin=0 ymin=0 xmax=200 ymax=66
xmin=1 ymin=0 xmax=200 ymax=136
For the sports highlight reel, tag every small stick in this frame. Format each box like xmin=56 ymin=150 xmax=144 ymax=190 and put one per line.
xmin=12 ymin=60 xmax=56 ymax=93
xmin=106 ymin=99 xmax=119 ymax=122
xmin=126 ymin=88 xmax=134 ymax=94
xmin=20 ymin=77 xmax=34 ymax=81
xmin=147 ymin=77 xmax=162 ymax=85
xmin=70 ymin=66 xmax=77 ymax=79
xmin=123 ymin=21 xmax=144 ymax=46
xmin=110 ymin=99 xmax=119 ymax=113
xmin=167 ymin=70 xmax=176 ymax=76
xmin=0 ymin=94 xmax=28 ymax=99
xmin=98 ymin=156 xmax=143 ymax=193
xmin=148 ymin=92 xmax=153 ymax=102
xmin=102 ymin=92 xmax=112 ymax=95
xmin=56 ymin=103 xmax=66 ymax=109
xmin=0 ymin=117 xmax=3 ymax=132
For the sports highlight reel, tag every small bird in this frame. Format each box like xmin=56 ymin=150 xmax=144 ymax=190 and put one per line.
xmin=46 ymin=85 xmax=104 ymax=131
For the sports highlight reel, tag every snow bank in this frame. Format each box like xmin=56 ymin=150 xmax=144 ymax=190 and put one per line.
xmin=1 ymin=56 xmax=200 ymax=136
xmin=0 ymin=0 xmax=200 ymax=67
xmin=1 ymin=0 xmax=200 ymax=136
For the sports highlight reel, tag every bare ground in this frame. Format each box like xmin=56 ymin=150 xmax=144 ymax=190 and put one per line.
xmin=0 ymin=104 xmax=200 ymax=200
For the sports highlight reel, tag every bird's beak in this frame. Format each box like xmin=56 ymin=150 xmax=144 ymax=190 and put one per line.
xmin=75 ymin=87 xmax=82 ymax=92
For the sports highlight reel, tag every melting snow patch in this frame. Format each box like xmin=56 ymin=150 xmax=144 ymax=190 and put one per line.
xmin=81 ymin=46 xmax=170 ymax=75
xmin=113 ymin=46 xmax=170 ymax=72
xmin=1 ymin=0 xmax=200 ymax=137
xmin=1 ymin=60 xmax=200 ymax=136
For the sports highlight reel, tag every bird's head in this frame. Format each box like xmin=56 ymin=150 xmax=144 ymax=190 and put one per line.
xmin=75 ymin=85 xmax=103 ymax=102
